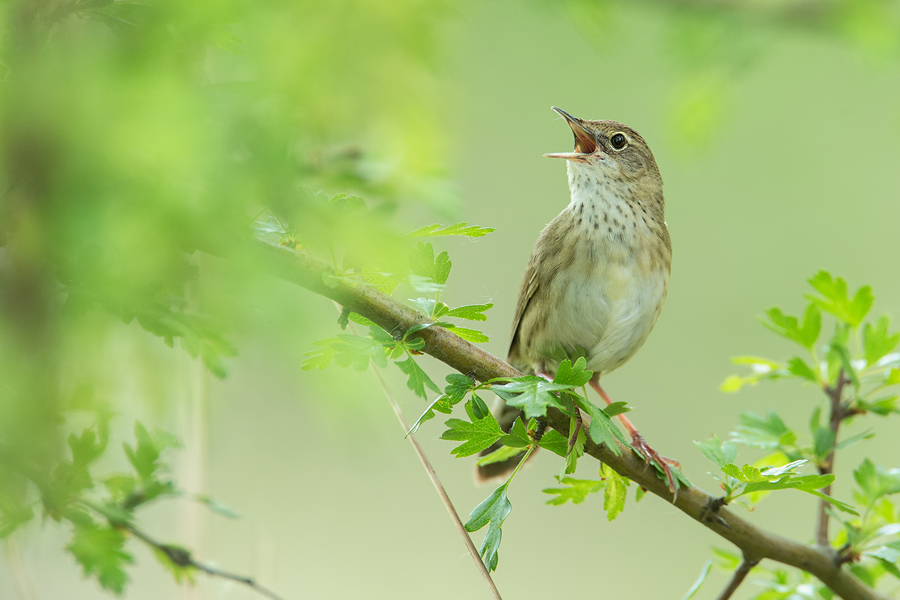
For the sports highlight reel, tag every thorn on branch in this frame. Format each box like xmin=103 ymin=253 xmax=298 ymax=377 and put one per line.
xmin=700 ymin=496 xmax=728 ymax=526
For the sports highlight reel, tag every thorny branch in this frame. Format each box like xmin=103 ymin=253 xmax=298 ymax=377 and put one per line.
xmin=252 ymin=240 xmax=891 ymax=600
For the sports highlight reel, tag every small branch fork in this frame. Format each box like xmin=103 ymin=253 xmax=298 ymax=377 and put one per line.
xmin=816 ymin=371 xmax=850 ymax=547
xmin=123 ymin=521 xmax=284 ymax=600
xmin=250 ymin=241 xmax=891 ymax=600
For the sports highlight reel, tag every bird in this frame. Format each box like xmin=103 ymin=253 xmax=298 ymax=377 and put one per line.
xmin=478 ymin=107 xmax=676 ymax=491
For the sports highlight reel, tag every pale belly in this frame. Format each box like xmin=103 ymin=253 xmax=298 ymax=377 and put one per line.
xmin=534 ymin=261 xmax=668 ymax=375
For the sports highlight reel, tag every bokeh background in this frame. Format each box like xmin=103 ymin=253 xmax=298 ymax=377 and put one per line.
xmin=2 ymin=0 xmax=900 ymax=598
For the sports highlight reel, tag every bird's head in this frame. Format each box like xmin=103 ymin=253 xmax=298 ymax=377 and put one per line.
xmin=545 ymin=107 xmax=662 ymax=197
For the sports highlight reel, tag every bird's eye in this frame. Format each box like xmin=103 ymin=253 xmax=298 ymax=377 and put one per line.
xmin=610 ymin=133 xmax=627 ymax=150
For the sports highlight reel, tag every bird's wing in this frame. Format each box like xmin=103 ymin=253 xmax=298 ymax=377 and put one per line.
xmin=507 ymin=254 xmax=541 ymax=365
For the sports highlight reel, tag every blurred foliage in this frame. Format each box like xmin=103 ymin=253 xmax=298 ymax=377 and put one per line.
xmin=685 ymin=272 xmax=900 ymax=598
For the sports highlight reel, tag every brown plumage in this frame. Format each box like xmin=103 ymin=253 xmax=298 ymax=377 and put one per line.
xmin=478 ymin=108 xmax=676 ymax=491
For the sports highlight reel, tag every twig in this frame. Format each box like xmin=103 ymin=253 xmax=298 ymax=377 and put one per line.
xmin=123 ymin=523 xmax=284 ymax=600
xmin=716 ymin=557 xmax=760 ymax=600
xmin=816 ymin=371 xmax=848 ymax=547
xmin=367 ymin=346 xmax=503 ymax=600
xmin=242 ymin=241 xmax=890 ymax=600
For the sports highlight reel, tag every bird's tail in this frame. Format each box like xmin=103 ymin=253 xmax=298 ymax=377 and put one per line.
xmin=475 ymin=400 xmax=538 ymax=482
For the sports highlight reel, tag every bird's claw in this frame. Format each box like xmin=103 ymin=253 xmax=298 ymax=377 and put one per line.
xmin=630 ymin=432 xmax=678 ymax=496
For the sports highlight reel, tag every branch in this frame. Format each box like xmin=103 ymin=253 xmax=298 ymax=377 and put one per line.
xmin=716 ymin=556 xmax=760 ymax=600
xmin=254 ymin=241 xmax=890 ymax=600
xmin=816 ymin=371 xmax=848 ymax=546
xmin=124 ymin=522 xmax=284 ymax=600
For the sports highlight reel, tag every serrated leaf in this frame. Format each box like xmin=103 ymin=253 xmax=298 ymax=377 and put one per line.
xmin=542 ymin=476 xmax=605 ymax=506
xmin=695 ymin=435 xmax=738 ymax=469
xmin=464 ymin=483 xmax=511 ymax=572
xmin=807 ymin=271 xmax=873 ymax=327
xmin=854 ymin=459 xmax=900 ymax=502
xmin=407 ymin=374 xmax=473 ymax=435
xmin=440 ymin=405 xmax=505 ymax=457
xmin=67 ymin=521 xmax=134 ymax=593
xmin=490 ymin=376 xmax=570 ymax=419
xmin=395 ymin=357 xmax=440 ymax=400
xmin=537 ymin=430 xmax=569 ymax=457
xmin=576 ymin=397 xmax=627 ymax=456
xmin=865 ymin=315 xmax=900 ymax=366
xmin=123 ymin=422 xmax=180 ymax=482
xmin=444 ymin=303 xmax=493 ymax=321
xmin=552 ymin=357 xmax=594 ymax=388
xmin=406 ymin=223 xmax=495 ymax=238
xmin=760 ymin=304 xmax=821 ymax=349
xmin=433 ymin=251 xmax=452 ymax=285
xmin=601 ymin=464 xmax=628 ymax=521
xmin=731 ymin=411 xmax=796 ymax=450
xmin=445 ymin=325 xmax=490 ymax=343
xmin=410 ymin=242 xmax=436 ymax=280
xmin=499 ymin=417 xmax=531 ymax=448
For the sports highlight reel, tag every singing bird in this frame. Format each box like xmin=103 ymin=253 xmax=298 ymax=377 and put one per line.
xmin=478 ymin=107 xmax=676 ymax=491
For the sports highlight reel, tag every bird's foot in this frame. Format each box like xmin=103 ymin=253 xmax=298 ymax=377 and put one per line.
xmin=630 ymin=432 xmax=678 ymax=495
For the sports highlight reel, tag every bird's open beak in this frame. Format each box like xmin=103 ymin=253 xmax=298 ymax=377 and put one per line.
xmin=544 ymin=107 xmax=597 ymax=161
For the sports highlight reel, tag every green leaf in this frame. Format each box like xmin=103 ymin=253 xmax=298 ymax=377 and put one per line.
xmin=440 ymin=405 xmax=505 ymax=457
xmin=681 ymin=560 xmax=713 ymax=600
xmin=444 ymin=325 xmax=490 ymax=343
xmin=859 ymin=395 xmax=899 ymax=416
xmin=787 ymin=357 xmax=820 ymax=383
xmin=407 ymin=374 xmax=473 ymax=435
xmin=407 ymin=223 xmax=495 ymax=238
xmin=813 ymin=427 xmax=836 ymax=459
xmin=806 ymin=271 xmax=873 ymax=327
xmin=731 ymin=411 xmax=796 ymax=450
xmin=444 ymin=303 xmax=493 ymax=321
xmin=864 ymin=316 xmax=900 ymax=366
xmin=433 ymin=251 xmax=452 ymax=285
xmin=67 ymin=520 xmax=134 ymax=594
xmin=760 ymin=303 xmax=821 ymax=349
xmin=469 ymin=393 xmax=491 ymax=420
xmin=806 ymin=490 xmax=859 ymax=515
xmin=490 ymin=376 xmax=570 ymax=419
xmin=854 ymin=459 xmax=900 ymax=502
xmin=834 ymin=429 xmax=875 ymax=452
xmin=301 ymin=333 xmax=389 ymax=371
xmin=564 ymin=425 xmax=586 ymax=475
xmin=552 ymin=357 xmax=594 ymax=388
xmin=538 ymin=430 xmax=569 ymax=457
xmin=499 ymin=417 xmax=531 ymax=448
xmin=464 ymin=483 xmax=511 ymax=572
xmin=123 ymin=422 xmax=180 ymax=482
xmin=477 ymin=445 xmax=526 ymax=467
xmin=695 ymin=435 xmax=738 ymax=469
xmin=601 ymin=464 xmax=628 ymax=521
xmin=603 ymin=402 xmax=631 ymax=417
xmin=721 ymin=357 xmax=788 ymax=392
xmin=410 ymin=242 xmax=436 ymax=280
xmin=395 ymin=357 xmax=440 ymax=400
xmin=576 ymin=397 xmax=628 ymax=456
xmin=542 ymin=476 xmax=605 ymax=506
